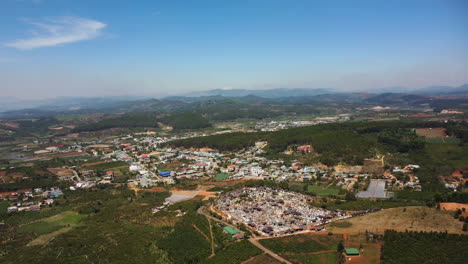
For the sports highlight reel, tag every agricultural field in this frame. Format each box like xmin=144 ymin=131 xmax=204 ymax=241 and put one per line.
xmin=307 ymin=185 xmax=341 ymax=196
xmin=289 ymin=182 xmax=342 ymax=196
xmin=259 ymin=232 xmax=382 ymax=264
xmin=424 ymin=137 xmax=460 ymax=144
xmin=259 ymin=233 xmax=343 ymax=263
xmin=327 ymin=206 xmax=466 ymax=234
xmin=16 ymin=211 xmax=87 ymax=246
xmin=415 ymin=128 xmax=447 ymax=137
xmin=243 ymin=253 xmax=281 ymax=264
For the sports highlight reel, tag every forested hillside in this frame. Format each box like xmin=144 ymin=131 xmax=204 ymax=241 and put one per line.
xmin=382 ymin=230 xmax=468 ymax=264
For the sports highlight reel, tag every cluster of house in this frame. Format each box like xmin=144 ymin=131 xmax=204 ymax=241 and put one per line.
xmin=389 ymin=164 xmax=422 ymax=190
xmin=215 ymin=187 xmax=349 ymax=236
xmin=253 ymin=116 xmax=350 ymax=132
xmin=4 ymin=187 xmax=63 ymax=214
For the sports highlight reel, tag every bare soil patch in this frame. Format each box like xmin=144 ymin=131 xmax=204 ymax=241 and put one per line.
xmin=328 ymin=206 xmax=465 ymax=234
xmin=416 ymin=128 xmax=447 ymax=137
xmin=439 ymin=202 xmax=468 ymax=217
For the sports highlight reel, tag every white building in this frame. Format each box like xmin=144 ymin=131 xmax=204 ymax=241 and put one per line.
xmin=251 ymin=166 xmax=263 ymax=176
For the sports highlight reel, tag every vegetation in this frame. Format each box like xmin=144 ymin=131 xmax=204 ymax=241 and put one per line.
xmin=160 ymin=112 xmax=212 ymax=130
xmin=381 ymin=230 xmax=468 ymax=264
xmin=259 ymin=234 xmax=342 ymax=254
xmin=73 ymin=112 xmax=159 ymax=132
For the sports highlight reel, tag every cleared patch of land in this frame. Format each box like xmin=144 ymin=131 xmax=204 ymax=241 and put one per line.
xmin=328 ymin=206 xmax=465 ymax=234
xmin=415 ymin=128 xmax=446 ymax=137
xmin=18 ymin=211 xmax=86 ymax=246
xmin=439 ymin=202 xmax=468 ymax=217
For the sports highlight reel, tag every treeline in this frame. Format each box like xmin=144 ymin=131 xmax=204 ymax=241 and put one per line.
xmin=381 ymin=230 xmax=468 ymax=264
xmin=446 ymin=122 xmax=468 ymax=144
xmin=73 ymin=112 xmax=211 ymax=132
xmin=168 ymin=132 xmax=266 ymax=151
xmin=73 ymin=112 xmax=159 ymax=132
xmin=159 ymin=112 xmax=211 ymax=130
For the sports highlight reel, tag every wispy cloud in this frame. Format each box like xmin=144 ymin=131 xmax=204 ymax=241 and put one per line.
xmin=4 ymin=16 xmax=106 ymax=50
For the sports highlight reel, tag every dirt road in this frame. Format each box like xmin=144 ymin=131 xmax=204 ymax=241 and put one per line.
xmin=197 ymin=205 xmax=292 ymax=264
xmin=249 ymin=238 xmax=292 ymax=264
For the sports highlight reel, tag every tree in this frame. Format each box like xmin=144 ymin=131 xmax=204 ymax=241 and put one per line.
xmin=337 ymin=241 xmax=344 ymax=252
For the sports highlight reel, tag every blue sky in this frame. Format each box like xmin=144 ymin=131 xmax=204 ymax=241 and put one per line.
xmin=0 ymin=0 xmax=467 ymax=99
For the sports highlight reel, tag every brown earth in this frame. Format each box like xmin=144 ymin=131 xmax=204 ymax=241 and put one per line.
xmin=415 ymin=128 xmax=447 ymax=137
xmin=439 ymin=202 xmax=468 ymax=217
xmin=328 ymin=206 xmax=465 ymax=234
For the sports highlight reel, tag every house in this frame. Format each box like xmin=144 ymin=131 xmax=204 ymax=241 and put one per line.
xmin=297 ymin=145 xmax=312 ymax=153
xmin=251 ymin=166 xmax=263 ymax=176
xmin=345 ymin=248 xmax=360 ymax=256
xmin=223 ymin=226 xmax=241 ymax=236
xmin=159 ymin=171 xmax=171 ymax=177
xmin=43 ymin=199 xmax=54 ymax=205
xmin=7 ymin=206 xmax=18 ymax=213
xmin=104 ymin=171 xmax=114 ymax=180
xmin=129 ymin=163 xmax=143 ymax=172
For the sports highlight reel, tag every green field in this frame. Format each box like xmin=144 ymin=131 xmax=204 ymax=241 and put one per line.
xmin=215 ymin=173 xmax=230 ymax=181
xmin=307 ymin=185 xmax=341 ymax=196
xmin=292 ymin=251 xmax=337 ymax=264
xmin=425 ymin=137 xmax=460 ymax=144
xmin=17 ymin=211 xmax=86 ymax=235
xmin=260 ymin=233 xmax=342 ymax=254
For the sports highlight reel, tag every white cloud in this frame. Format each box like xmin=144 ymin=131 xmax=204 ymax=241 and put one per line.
xmin=4 ymin=16 xmax=106 ymax=50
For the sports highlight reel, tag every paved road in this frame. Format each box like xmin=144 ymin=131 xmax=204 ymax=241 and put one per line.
xmin=197 ymin=205 xmax=292 ymax=264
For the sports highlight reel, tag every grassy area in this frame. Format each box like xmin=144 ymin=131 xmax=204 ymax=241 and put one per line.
xmin=85 ymin=161 xmax=128 ymax=171
xmin=243 ymin=254 xmax=281 ymax=264
xmin=203 ymin=240 xmax=262 ymax=264
xmin=327 ymin=206 xmax=465 ymax=234
xmin=0 ymin=200 xmax=9 ymax=216
xmin=17 ymin=211 xmax=86 ymax=235
xmin=327 ymin=199 xmax=423 ymax=210
xmin=260 ymin=233 xmax=342 ymax=254
xmin=215 ymin=173 xmax=230 ymax=181
xmin=307 ymin=185 xmax=341 ymax=196
xmin=292 ymin=251 xmax=337 ymax=264
xmin=425 ymin=137 xmax=460 ymax=144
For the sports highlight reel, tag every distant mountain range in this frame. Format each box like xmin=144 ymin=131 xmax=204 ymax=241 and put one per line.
xmin=182 ymin=88 xmax=333 ymax=98
xmin=0 ymin=84 xmax=467 ymax=118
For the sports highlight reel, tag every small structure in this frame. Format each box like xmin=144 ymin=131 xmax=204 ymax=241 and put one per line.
xmin=345 ymin=248 xmax=360 ymax=256
xmin=159 ymin=171 xmax=171 ymax=177
xmin=223 ymin=226 xmax=241 ymax=236
xmin=297 ymin=145 xmax=312 ymax=153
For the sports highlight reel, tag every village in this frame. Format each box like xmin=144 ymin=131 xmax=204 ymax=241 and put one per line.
xmin=0 ymin=126 xmax=429 ymax=220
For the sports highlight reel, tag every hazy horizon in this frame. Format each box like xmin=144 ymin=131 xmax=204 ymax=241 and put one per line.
xmin=1 ymin=0 xmax=467 ymax=100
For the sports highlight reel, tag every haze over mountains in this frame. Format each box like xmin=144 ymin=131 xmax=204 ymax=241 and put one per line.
xmin=0 ymin=84 xmax=467 ymax=115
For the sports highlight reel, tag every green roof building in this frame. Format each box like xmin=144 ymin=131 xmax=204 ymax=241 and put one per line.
xmin=345 ymin=248 xmax=360 ymax=256
xmin=223 ymin=226 xmax=241 ymax=235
